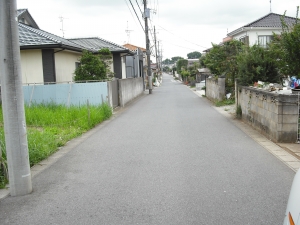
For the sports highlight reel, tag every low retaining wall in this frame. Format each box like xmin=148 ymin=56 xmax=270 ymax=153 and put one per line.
xmin=119 ymin=77 xmax=144 ymax=107
xmin=206 ymin=77 xmax=225 ymax=101
xmin=236 ymin=85 xmax=299 ymax=143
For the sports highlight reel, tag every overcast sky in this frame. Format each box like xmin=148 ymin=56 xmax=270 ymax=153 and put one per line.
xmin=17 ymin=0 xmax=299 ymax=60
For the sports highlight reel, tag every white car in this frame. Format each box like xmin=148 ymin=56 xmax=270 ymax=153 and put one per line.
xmin=283 ymin=169 xmax=300 ymax=225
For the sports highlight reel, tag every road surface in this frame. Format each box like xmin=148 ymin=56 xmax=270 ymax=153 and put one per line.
xmin=0 ymin=73 xmax=294 ymax=224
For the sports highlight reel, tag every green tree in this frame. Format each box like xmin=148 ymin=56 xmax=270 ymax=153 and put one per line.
xmin=204 ymin=40 xmax=243 ymax=92
xmin=176 ymin=59 xmax=188 ymax=75
xmin=74 ymin=49 xmax=113 ymax=81
xmin=237 ymin=45 xmax=280 ymax=85
xmin=269 ymin=10 xmax=300 ymax=77
xmin=171 ymin=56 xmax=183 ymax=64
xmin=187 ymin=51 xmax=201 ymax=59
xmin=163 ymin=66 xmax=170 ymax=72
xmin=162 ymin=58 xmax=172 ymax=65
xmin=199 ymin=54 xmax=207 ymax=68
xmin=188 ymin=62 xmax=199 ymax=77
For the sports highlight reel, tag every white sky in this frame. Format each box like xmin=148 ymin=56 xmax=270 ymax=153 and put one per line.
xmin=17 ymin=0 xmax=299 ymax=60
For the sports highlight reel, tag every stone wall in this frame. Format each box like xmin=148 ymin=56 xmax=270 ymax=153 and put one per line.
xmin=236 ymin=85 xmax=299 ymax=143
xmin=206 ymin=77 xmax=225 ymax=102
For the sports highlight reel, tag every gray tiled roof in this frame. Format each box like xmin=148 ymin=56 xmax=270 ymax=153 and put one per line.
xmin=17 ymin=9 xmax=39 ymax=29
xmin=69 ymin=37 xmax=131 ymax=53
xmin=19 ymin=23 xmax=85 ymax=51
xmin=17 ymin=9 xmax=27 ymax=17
xmin=228 ymin=13 xmax=297 ymax=36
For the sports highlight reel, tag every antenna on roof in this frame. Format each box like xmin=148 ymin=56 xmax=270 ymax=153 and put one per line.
xmin=270 ymin=0 xmax=272 ymax=13
xmin=59 ymin=16 xmax=67 ymax=38
xmin=125 ymin=21 xmax=133 ymax=44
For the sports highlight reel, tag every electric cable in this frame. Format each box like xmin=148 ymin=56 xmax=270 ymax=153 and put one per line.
xmin=128 ymin=0 xmax=145 ymax=32
xmin=151 ymin=19 xmax=209 ymax=49
xmin=135 ymin=0 xmax=143 ymax=15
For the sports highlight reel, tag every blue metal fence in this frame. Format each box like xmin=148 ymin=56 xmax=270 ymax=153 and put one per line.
xmin=23 ymin=82 xmax=108 ymax=106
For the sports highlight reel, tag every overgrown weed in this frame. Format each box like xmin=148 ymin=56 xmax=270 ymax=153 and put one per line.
xmin=0 ymin=103 xmax=112 ymax=187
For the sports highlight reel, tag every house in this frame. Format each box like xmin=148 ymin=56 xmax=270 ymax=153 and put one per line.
xmin=17 ymin=9 xmax=133 ymax=84
xmin=70 ymin=38 xmax=134 ymax=79
xmin=18 ymin=9 xmax=85 ymax=84
xmin=226 ymin=13 xmax=297 ymax=47
xmin=187 ymin=59 xmax=199 ymax=67
xmin=123 ymin=43 xmax=146 ymax=78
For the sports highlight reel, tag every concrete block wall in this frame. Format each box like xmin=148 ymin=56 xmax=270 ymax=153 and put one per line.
xmin=236 ymin=85 xmax=299 ymax=143
xmin=119 ymin=77 xmax=144 ymax=107
xmin=206 ymin=77 xmax=225 ymax=102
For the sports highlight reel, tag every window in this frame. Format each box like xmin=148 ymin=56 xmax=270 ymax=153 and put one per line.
xmin=75 ymin=62 xmax=81 ymax=69
xmin=239 ymin=36 xmax=249 ymax=46
xmin=258 ymin=36 xmax=274 ymax=48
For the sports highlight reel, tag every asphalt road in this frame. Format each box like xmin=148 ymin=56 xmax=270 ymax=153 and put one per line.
xmin=0 ymin=73 xmax=295 ymax=224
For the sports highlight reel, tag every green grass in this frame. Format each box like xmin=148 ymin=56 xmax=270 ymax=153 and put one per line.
xmin=215 ymin=98 xmax=235 ymax=107
xmin=0 ymin=103 xmax=112 ymax=188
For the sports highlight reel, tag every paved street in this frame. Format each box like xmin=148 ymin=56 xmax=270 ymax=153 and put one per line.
xmin=0 ymin=73 xmax=295 ymax=224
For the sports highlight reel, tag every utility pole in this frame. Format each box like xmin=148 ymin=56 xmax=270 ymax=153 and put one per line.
xmin=0 ymin=0 xmax=32 ymax=196
xmin=158 ymin=40 xmax=160 ymax=72
xmin=143 ymin=0 xmax=152 ymax=94
xmin=154 ymin=26 xmax=158 ymax=72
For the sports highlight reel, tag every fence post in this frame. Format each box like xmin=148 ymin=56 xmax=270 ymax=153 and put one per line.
xmin=87 ymin=99 xmax=90 ymax=126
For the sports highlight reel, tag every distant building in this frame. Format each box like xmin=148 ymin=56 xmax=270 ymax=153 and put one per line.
xmin=226 ymin=13 xmax=297 ymax=47
xmin=122 ymin=43 xmax=146 ymax=78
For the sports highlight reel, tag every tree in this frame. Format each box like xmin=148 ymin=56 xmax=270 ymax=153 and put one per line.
xmin=204 ymin=40 xmax=244 ymax=92
xmin=176 ymin=59 xmax=188 ymax=75
xmin=188 ymin=62 xmax=199 ymax=77
xmin=199 ymin=54 xmax=207 ymax=68
xmin=74 ymin=48 xmax=113 ymax=81
xmin=269 ymin=10 xmax=300 ymax=77
xmin=187 ymin=51 xmax=201 ymax=59
xmin=162 ymin=58 xmax=172 ymax=65
xmin=163 ymin=66 xmax=170 ymax=72
xmin=237 ymin=45 xmax=280 ymax=85
xmin=171 ymin=56 xmax=183 ymax=64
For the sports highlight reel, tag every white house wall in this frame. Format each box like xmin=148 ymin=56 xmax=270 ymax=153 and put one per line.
xmin=20 ymin=49 xmax=43 ymax=84
xmin=233 ymin=28 xmax=282 ymax=46
xmin=55 ymin=50 xmax=81 ymax=82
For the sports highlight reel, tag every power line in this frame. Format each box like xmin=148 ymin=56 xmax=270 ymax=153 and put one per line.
xmin=135 ymin=0 xmax=143 ymax=15
xmin=128 ymin=0 xmax=145 ymax=32
xmin=151 ymin=20 xmax=209 ymax=49
xmin=148 ymin=19 xmax=155 ymax=45
xmin=124 ymin=0 xmax=140 ymax=32
xmin=162 ymin=41 xmax=200 ymax=51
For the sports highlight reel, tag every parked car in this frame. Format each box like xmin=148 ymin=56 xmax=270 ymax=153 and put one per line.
xmin=283 ymin=169 xmax=300 ymax=225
